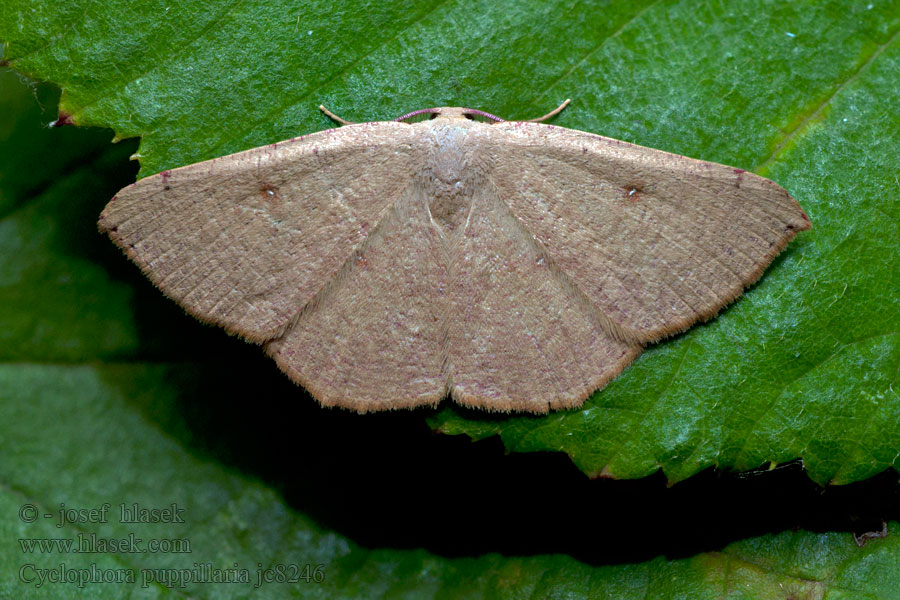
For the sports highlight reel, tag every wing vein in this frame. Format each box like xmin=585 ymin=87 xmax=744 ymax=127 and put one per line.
xmin=275 ymin=183 xmax=410 ymax=341
xmin=488 ymin=178 xmax=644 ymax=346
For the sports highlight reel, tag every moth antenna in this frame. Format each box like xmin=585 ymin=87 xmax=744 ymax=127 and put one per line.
xmin=463 ymin=108 xmax=505 ymax=122
xmin=394 ymin=107 xmax=442 ymax=121
xmin=319 ymin=105 xmax=356 ymax=126
xmin=524 ymin=99 xmax=571 ymax=123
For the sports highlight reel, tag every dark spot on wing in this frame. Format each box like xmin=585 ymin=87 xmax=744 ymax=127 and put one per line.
xmin=260 ymin=183 xmax=279 ymax=200
xmin=623 ymin=184 xmax=644 ymax=201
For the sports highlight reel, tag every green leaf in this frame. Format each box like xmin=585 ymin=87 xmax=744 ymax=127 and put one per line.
xmin=430 ymin=3 xmax=900 ymax=484
xmin=3 ymin=0 xmax=900 ymax=594
xmin=4 ymin=0 xmax=899 ymax=486
xmin=4 ymin=0 xmax=899 ymax=487
xmin=2 ymin=0 xmax=898 ymax=485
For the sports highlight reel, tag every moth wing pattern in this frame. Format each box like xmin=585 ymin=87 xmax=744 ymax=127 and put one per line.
xmin=485 ymin=122 xmax=810 ymax=344
xmin=100 ymin=122 xmax=421 ymax=343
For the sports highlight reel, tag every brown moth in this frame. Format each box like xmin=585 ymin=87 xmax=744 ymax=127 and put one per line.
xmin=99 ymin=100 xmax=810 ymax=414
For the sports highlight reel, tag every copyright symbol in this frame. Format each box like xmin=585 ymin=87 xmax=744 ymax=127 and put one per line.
xmin=19 ymin=504 xmax=38 ymax=523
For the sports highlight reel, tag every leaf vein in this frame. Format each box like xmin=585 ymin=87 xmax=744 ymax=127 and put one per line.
xmin=757 ymin=22 xmax=900 ymax=171
xmin=528 ymin=0 xmax=663 ymax=107
xmin=69 ymin=0 xmax=247 ymax=118
xmin=199 ymin=0 xmax=454 ymax=159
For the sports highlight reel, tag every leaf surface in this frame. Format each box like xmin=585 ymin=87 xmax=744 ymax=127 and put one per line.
xmin=3 ymin=0 xmax=897 ymax=484
xmin=2 ymin=1 xmax=900 ymax=594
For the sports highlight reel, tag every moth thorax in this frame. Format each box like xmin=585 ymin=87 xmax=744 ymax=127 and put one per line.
xmin=425 ymin=178 xmax=475 ymax=234
xmin=423 ymin=126 xmax=485 ymax=233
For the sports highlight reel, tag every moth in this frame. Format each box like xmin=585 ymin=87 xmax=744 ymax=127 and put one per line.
xmin=99 ymin=100 xmax=810 ymax=413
